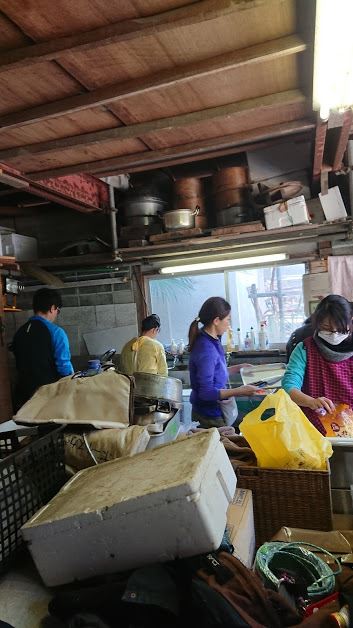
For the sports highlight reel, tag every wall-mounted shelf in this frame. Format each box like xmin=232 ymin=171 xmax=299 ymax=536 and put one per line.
xmin=35 ymin=220 xmax=352 ymax=269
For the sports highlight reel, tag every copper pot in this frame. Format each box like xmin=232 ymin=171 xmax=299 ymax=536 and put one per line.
xmin=174 ymin=177 xmax=205 ymax=213
xmin=212 ymin=167 xmax=249 ymax=211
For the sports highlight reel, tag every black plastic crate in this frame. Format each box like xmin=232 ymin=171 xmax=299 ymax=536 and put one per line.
xmin=0 ymin=425 xmax=66 ymax=572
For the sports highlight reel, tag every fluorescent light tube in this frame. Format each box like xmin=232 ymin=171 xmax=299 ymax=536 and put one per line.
xmin=160 ymin=253 xmax=287 ymax=274
xmin=313 ymin=0 xmax=353 ymax=118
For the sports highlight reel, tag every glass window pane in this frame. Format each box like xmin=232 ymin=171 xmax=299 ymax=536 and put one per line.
xmin=227 ymin=264 xmax=305 ymax=345
xmin=149 ymin=273 xmax=226 ymax=346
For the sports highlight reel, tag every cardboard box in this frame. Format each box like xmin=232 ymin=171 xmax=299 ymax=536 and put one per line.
xmin=272 ymin=526 xmax=352 ymax=553
xmin=303 ymin=271 xmax=330 ymax=316
xmin=333 ymin=513 xmax=353 ymax=531
xmin=263 ymin=195 xmax=310 ymax=230
xmin=227 ymin=488 xmax=255 ymax=568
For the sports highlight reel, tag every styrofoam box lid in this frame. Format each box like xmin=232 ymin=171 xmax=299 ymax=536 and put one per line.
xmin=263 ymin=195 xmax=306 ymax=214
xmin=23 ymin=429 xmax=224 ymax=529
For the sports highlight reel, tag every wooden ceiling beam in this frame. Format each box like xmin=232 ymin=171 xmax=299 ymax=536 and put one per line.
xmin=0 ymin=0 xmax=265 ymax=73
xmin=332 ymin=108 xmax=353 ymax=171
xmin=312 ymin=115 xmax=328 ymax=180
xmin=0 ymin=89 xmax=307 ymax=160
xmin=0 ymin=35 xmax=306 ymax=130
xmin=29 ymin=119 xmax=314 ymax=179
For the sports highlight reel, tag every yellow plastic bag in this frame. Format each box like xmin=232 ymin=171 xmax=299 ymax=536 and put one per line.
xmin=241 ymin=390 xmax=333 ymax=470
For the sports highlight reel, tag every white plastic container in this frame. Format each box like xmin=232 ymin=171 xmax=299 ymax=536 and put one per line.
xmin=22 ymin=430 xmax=236 ymax=586
xmin=264 ymin=195 xmax=309 ymax=230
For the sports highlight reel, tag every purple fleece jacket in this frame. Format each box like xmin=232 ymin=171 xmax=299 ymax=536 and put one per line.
xmin=189 ymin=330 xmax=228 ymax=418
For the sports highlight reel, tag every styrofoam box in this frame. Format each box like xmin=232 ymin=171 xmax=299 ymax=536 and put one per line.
xmin=22 ymin=429 xmax=236 ymax=586
xmin=0 ymin=234 xmax=38 ymax=261
xmin=264 ymin=195 xmax=310 ymax=230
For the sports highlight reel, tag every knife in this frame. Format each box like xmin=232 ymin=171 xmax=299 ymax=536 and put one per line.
xmin=250 ymin=375 xmax=283 ymax=386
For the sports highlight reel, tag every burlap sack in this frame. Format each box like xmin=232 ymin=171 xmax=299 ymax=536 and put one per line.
xmin=64 ymin=426 xmax=150 ymax=471
xmin=14 ymin=371 xmax=133 ymax=428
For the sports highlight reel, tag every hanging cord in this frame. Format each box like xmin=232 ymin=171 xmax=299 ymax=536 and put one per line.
xmin=83 ymin=433 xmax=99 ymax=465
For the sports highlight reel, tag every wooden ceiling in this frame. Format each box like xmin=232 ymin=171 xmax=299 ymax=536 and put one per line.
xmin=0 ymin=0 xmax=315 ymax=180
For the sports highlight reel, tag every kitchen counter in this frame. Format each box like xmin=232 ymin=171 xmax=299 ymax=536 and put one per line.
xmin=168 ymin=351 xmax=287 ymax=388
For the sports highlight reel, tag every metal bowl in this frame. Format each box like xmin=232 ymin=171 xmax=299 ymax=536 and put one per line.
xmin=216 ymin=206 xmax=252 ymax=226
xmin=123 ymin=195 xmax=167 ymax=217
xmin=163 ymin=207 xmax=199 ymax=231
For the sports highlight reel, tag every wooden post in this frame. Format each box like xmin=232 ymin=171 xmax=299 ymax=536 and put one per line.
xmin=132 ymin=265 xmax=148 ymax=330
xmin=0 ymin=286 xmax=13 ymax=422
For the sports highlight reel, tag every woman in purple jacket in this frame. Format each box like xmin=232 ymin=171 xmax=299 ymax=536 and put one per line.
xmin=188 ymin=296 xmax=258 ymax=428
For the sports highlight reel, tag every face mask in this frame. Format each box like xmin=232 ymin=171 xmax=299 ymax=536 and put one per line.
xmin=318 ymin=330 xmax=350 ymax=345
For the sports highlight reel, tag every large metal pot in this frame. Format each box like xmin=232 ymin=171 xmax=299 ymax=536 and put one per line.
xmin=123 ymin=195 xmax=168 ymax=217
xmin=216 ymin=206 xmax=252 ymax=226
xmin=163 ymin=207 xmax=199 ymax=231
xmin=125 ymin=215 xmax=160 ymax=227
xmin=133 ymin=372 xmax=182 ymax=403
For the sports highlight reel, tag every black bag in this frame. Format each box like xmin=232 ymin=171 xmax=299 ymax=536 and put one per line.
xmin=47 ymin=551 xmax=303 ymax=628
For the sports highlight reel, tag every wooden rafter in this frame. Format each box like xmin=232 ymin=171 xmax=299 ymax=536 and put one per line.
xmin=0 ymin=89 xmax=307 ymax=160
xmin=332 ymin=108 xmax=353 ymax=171
xmin=312 ymin=116 xmax=328 ymax=179
xmin=0 ymin=35 xmax=306 ymax=130
xmin=0 ymin=0 xmax=265 ymax=73
xmin=30 ymin=119 xmax=314 ymax=179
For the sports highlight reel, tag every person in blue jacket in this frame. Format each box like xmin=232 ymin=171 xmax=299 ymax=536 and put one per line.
xmin=188 ymin=296 xmax=258 ymax=428
xmin=12 ymin=288 xmax=74 ymax=408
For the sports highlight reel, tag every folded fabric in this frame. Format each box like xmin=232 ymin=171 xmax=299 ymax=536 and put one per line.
xmin=64 ymin=426 xmax=150 ymax=471
xmin=220 ymin=434 xmax=257 ymax=469
xmin=14 ymin=371 xmax=133 ymax=428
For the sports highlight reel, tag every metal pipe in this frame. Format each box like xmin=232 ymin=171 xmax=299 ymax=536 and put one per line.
xmin=108 ymin=185 xmax=120 ymax=261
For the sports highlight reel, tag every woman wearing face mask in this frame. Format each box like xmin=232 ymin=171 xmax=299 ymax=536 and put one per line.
xmin=282 ymin=294 xmax=353 ymax=434
xmin=188 ymin=296 xmax=258 ymax=428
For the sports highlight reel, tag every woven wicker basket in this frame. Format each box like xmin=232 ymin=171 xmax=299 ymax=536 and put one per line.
xmin=236 ymin=464 xmax=332 ymax=547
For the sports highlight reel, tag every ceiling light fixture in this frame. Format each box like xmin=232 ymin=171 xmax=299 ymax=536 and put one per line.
xmin=159 ymin=253 xmax=287 ymax=275
xmin=313 ymin=0 xmax=353 ymax=119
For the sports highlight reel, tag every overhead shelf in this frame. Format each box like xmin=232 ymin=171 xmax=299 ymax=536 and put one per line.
xmin=36 ymin=221 xmax=352 ymax=269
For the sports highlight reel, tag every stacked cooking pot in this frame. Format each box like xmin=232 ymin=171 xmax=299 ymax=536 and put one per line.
xmin=121 ymin=192 xmax=166 ymax=232
xmin=162 ymin=177 xmax=208 ymax=231
xmin=132 ymin=372 xmax=183 ymax=431
xmin=212 ymin=166 xmax=253 ymax=227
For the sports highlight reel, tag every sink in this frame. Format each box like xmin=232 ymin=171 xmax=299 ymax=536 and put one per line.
xmin=169 ymin=369 xmax=190 ymax=386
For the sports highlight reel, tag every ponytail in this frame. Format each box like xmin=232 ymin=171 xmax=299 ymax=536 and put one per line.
xmin=188 ymin=296 xmax=231 ymax=352
xmin=188 ymin=318 xmax=200 ymax=351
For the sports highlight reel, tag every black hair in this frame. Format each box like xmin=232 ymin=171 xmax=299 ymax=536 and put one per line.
xmin=33 ymin=288 xmax=62 ymax=314
xmin=142 ymin=314 xmax=161 ymax=332
xmin=188 ymin=296 xmax=231 ymax=351
xmin=313 ymin=294 xmax=353 ymax=334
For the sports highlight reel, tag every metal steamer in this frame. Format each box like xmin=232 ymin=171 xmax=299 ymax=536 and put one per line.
xmin=132 ymin=373 xmax=183 ymax=432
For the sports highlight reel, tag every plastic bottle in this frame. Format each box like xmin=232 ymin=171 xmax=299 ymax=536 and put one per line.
xmin=244 ymin=332 xmax=251 ymax=350
xmin=177 ymin=340 xmax=185 ymax=355
xmin=250 ymin=327 xmax=256 ymax=350
xmin=226 ymin=328 xmax=234 ymax=352
xmin=235 ymin=328 xmax=242 ymax=351
xmin=170 ymin=339 xmax=178 ymax=355
xmin=258 ymin=323 xmax=267 ymax=351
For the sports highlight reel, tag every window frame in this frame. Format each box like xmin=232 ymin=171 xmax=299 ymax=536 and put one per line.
xmin=145 ymin=261 xmax=307 ymax=350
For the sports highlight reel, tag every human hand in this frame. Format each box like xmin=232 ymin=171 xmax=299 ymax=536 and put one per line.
xmin=218 ymin=425 xmax=236 ymax=437
xmin=309 ymin=396 xmax=335 ymax=414
xmin=233 ymin=385 xmax=259 ymax=396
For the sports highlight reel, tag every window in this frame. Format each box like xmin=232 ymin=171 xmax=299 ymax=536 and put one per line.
xmin=148 ymin=263 xmax=305 ymax=348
